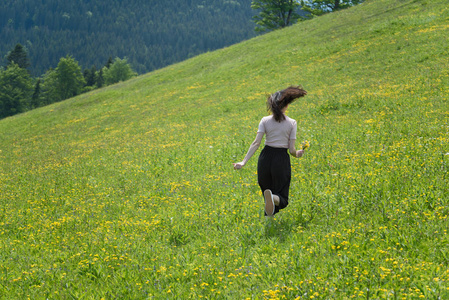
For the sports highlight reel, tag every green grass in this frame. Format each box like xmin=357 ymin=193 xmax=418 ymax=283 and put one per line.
xmin=1 ymin=0 xmax=448 ymax=298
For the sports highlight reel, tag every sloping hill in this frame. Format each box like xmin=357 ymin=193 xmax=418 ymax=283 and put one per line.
xmin=0 ymin=0 xmax=448 ymax=298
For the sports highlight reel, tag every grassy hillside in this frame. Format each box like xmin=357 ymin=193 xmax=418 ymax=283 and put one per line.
xmin=1 ymin=0 xmax=448 ymax=298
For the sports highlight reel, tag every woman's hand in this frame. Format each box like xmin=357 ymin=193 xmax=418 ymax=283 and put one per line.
xmin=233 ymin=162 xmax=245 ymax=170
xmin=296 ymin=150 xmax=304 ymax=158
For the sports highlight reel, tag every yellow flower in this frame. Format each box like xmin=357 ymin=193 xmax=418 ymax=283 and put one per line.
xmin=302 ymin=140 xmax=310 ymax=150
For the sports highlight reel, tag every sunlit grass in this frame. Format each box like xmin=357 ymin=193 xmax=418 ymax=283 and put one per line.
xmin=0 ymin=0 xmax=448 ymax=298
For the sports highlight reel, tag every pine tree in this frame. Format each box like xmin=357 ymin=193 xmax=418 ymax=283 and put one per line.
xmin=105 ymin=56 xmax=113 ymax=69
xmin=6 ymin=44 xmax=31 ymax=70
xmin=85 ymin=66 xmax=97 ymax=87
xmin=31 ymin=79 xmax=42 ymax=109
xmin=96 ymin=68 xmax=104 ymax=88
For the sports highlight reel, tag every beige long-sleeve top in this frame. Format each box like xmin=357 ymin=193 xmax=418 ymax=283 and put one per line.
xmin=257 ymin=115 xmax=297 ymax=148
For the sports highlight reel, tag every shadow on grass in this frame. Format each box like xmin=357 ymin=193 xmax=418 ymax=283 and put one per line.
xmin=263 ymin=207 xmax=314 ymax=240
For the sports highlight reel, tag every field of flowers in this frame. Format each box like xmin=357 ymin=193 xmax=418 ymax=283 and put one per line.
xmin=0 ymin=0 xmax=448 ymax=298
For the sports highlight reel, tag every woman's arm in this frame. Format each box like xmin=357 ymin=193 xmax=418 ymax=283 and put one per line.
xmin=289 ymin=139 xmax=304 ymax=158
xmin=233 ymin=132 xmax=264 ymax=169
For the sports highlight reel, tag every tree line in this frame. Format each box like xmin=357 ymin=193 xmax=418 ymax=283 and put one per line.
xmin=0 ymin=44 xmax=136 ymax=119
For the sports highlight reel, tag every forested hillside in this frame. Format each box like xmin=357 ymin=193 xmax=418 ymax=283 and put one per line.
xmin=0 ymin=0 xmax=257 ymax=76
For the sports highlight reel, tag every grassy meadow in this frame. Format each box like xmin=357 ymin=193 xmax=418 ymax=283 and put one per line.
xmin=1 ymin=0 xmax=448 ymax=298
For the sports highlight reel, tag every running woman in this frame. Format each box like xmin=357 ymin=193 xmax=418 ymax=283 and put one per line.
xmin=233 ymin=86 xmax=307 ymax=216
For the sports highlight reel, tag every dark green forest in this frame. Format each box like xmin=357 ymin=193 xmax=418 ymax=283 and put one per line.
xmin=1 ymin=0 xmax=257 ymax=76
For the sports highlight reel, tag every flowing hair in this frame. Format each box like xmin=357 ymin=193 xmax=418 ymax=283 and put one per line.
xmin=267 ymin=86 xmax=307 ymax=122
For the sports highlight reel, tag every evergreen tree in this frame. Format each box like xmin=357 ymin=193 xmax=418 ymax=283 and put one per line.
xmin=31 ymin=79 xmax=42 ymax=109
xmin=105 ymin=56 xmax=113 ymax=69
xmin=6 ymin=44 xmax=31 ymax=70
xmin=84 ymin=65 xmax=97 ymax=87
xmin=96 ymin=68 xmax=104 ymax=88
xmin=83 ymin=69 xmax=90 ymax=84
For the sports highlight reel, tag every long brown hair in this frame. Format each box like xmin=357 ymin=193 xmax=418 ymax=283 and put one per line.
xmin=267 ymin=86 xmax=307 ymax=122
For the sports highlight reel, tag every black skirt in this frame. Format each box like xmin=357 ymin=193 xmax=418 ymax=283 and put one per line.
xmin=257 ymin=145 xmax=291 ymax=215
